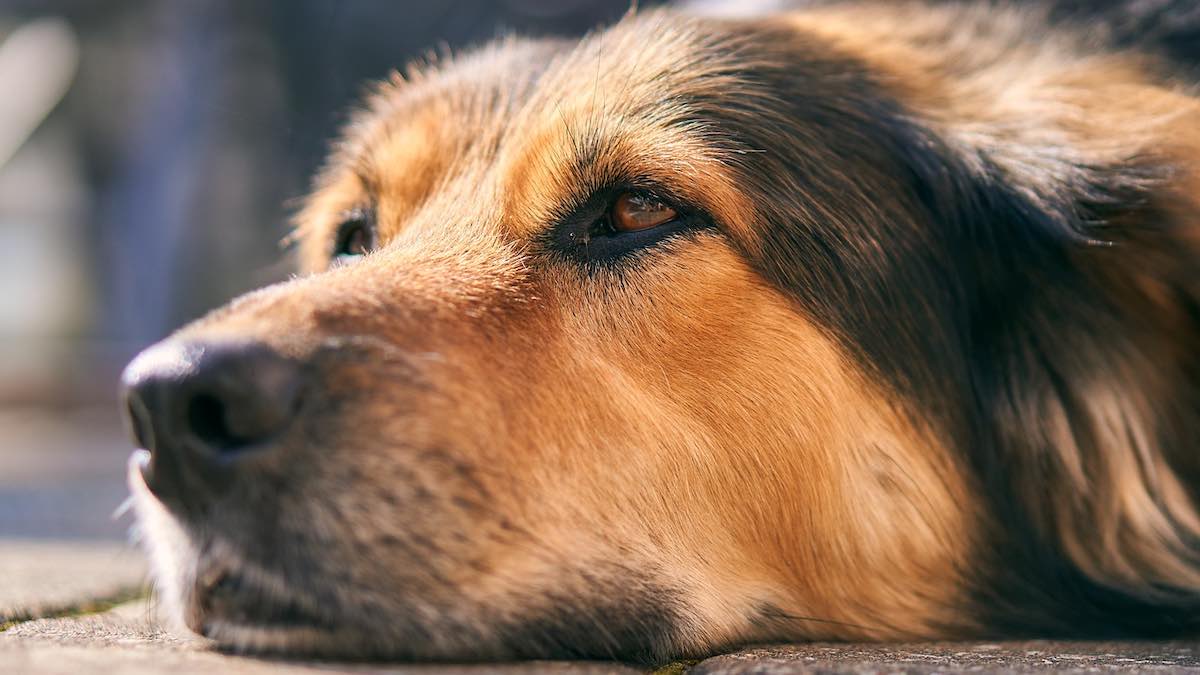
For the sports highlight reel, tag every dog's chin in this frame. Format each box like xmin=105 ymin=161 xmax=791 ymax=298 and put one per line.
xmin=126 ymin=452 xmax=476 ymax=661
xmin=160 ymin=556 xmax=465 ymax=662
xmin=167 ymin=550 xmax=394 ymax=659
xmin=187 ymin=564 xmax=349 ymax=657
xmin=126 ymin=451 xmax=360 ymax=658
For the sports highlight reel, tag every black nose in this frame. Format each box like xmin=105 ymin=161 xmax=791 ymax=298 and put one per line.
xmin=121 ymin=340 xmax=302 ymax=505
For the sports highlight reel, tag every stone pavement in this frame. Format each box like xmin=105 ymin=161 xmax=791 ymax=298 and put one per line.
xmin=4 ymin=406 xmax=1200 ymax=673
xmin=0 ymin=540 xmax=144 ymax=625
xmin=688 ymin=643 xmax=1200 ymax=673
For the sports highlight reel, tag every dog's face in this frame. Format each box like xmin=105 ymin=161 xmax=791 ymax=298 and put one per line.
xmin=124 ymin=4 xmax=1200 ymax=663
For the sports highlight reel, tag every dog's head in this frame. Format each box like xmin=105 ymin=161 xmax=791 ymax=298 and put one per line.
xmin=122 ymin=5 xmax=1200 ymax=662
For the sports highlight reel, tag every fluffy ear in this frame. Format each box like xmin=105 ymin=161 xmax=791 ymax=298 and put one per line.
xmin=955 ymin=122 xmax=1200 ymax=633
xmin=709 ymin=1 xmax=1200 ymax=632
xmin=843 ymin=3 xmax=1200 ymax=628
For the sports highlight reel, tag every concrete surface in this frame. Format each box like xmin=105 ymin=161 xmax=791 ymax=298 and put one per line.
xmin=0 ymin=539 xmax=146 ymax=623
xmin=691 ymin=643 xmax=1200 ymax=674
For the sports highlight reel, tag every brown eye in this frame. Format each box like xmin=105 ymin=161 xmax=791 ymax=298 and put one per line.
xmin=611 ymin=192 xmax=677 ymax=233
xmin=333 ymin=210 xmax=375 ymax=262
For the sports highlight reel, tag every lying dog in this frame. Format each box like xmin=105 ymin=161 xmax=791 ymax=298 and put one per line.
xmin=120 ymin=0 xmax=1200 ymax=662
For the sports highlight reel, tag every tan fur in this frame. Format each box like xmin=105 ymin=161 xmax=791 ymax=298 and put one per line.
xmin=292 ymin=126 xmax=977 ymax=644
xmin=127 ymin=1 xmax=1200 ymax=661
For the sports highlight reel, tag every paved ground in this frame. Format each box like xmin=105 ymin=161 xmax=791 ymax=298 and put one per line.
xmin=5 ymin=405 xmax=1200 ymax=673
xmin=0 ymin=540 xmax=145 ymax=624
xmin=689 ymin=643 xmax=1200 ymax=674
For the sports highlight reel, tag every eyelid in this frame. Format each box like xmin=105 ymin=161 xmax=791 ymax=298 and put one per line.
xmin=337 ymin=206 xmax=370 ymax=223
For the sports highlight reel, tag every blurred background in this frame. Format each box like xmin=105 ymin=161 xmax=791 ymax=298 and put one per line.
xmin=0 ymin=0 xmax=653 ymax=542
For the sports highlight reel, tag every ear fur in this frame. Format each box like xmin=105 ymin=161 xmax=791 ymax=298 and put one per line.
xmin=771 ymin=0 xmax=1200 ymax=633
xmin=931 ymin=71 xmax=1200 ymax=635
xmin=961 ymin=153 xmax=1200 ymax=633
xmin=692 ymin=2 xmax=1200 ymax=634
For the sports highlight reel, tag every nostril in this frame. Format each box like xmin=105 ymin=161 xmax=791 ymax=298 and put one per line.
xmin=186 ymin=392 xmax=245 ymax=452
xmin=124 ymin=339 xmax=301 ymax=465
xmin=125 ymin=395 xmax=155 ymax=451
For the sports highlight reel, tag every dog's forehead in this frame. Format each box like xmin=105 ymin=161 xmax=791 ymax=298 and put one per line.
xmin=307 ymin=12 xmax=761 ymax=248
xmin=351 ymin=12 xmax=706 ymax=167
xmin=325 ymin=39 xmax=564 ymax=225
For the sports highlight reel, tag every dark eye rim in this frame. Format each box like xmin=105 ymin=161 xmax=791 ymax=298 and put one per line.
xmin=545 ymin=185 xmax=713 ymax=265
xmin=331 ymin=208 xmax=376 ymax=261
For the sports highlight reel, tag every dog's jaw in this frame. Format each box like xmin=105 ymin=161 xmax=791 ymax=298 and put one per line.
xmin=129 ymin=452 xmax=352 ymax=656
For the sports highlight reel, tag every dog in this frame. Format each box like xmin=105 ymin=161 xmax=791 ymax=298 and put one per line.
xmin=120 ymin=0 xmax=1200 ymax=663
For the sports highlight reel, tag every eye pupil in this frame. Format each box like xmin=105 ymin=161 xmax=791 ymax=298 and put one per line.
xmin=611 ymin=192 xmax=677 ymax=233
xmin=344 ymin=226 xmax=367 ymax=254
xmin=333 ymin=210 xmax=375 ymax=261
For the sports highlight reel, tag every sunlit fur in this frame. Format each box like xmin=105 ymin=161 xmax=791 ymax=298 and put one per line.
xmin=131 ymin=1 xmax=1200 ymax=662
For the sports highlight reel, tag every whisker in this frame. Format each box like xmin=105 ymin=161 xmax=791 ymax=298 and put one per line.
xmin=759 ymin=607 xmax=887 ymax=634
xmin=112 ymin=495 xmax=136 ymax=520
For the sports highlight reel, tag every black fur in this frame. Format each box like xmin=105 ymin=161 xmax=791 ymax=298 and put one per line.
xmin=693 ymin=12 xmax=1200 ymax=637
xmin=1044 ymin=0 xmax=1200 ymax=71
